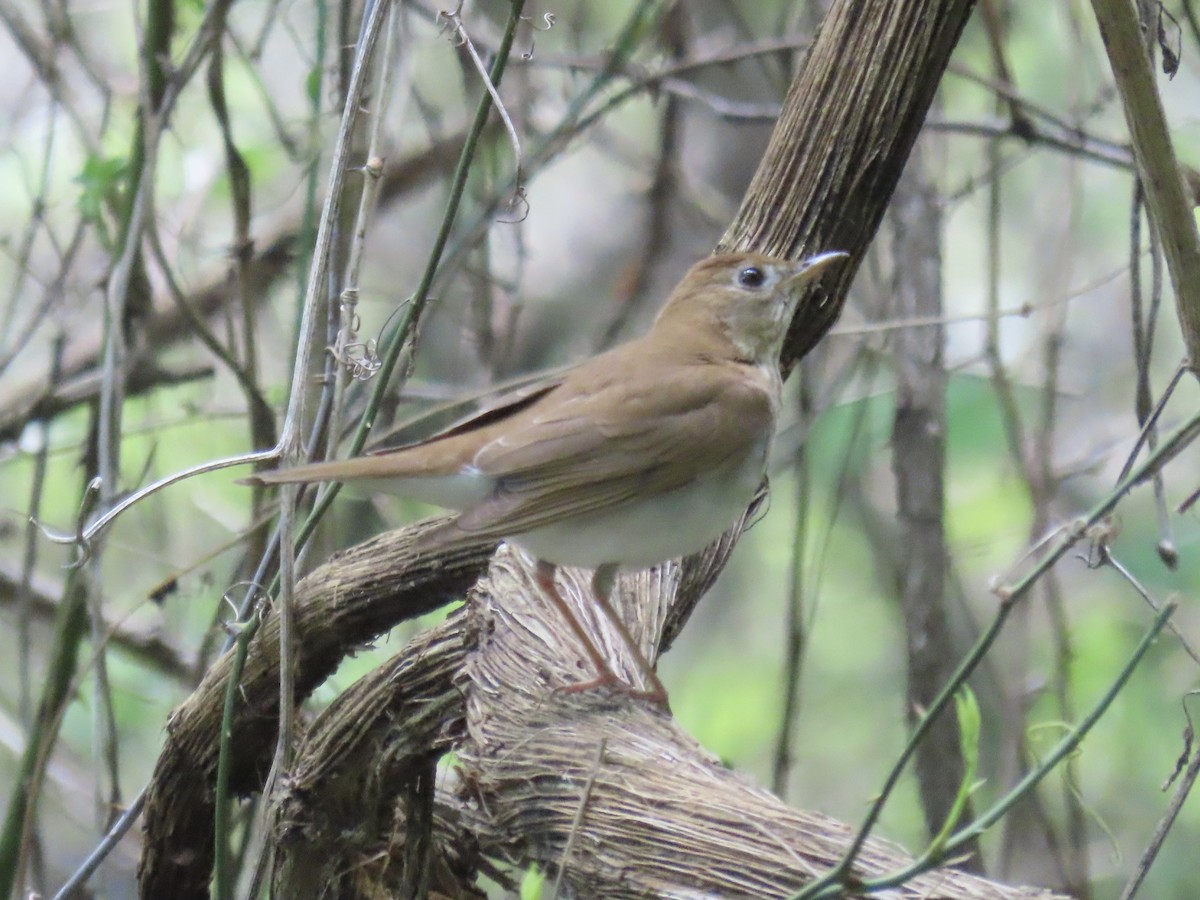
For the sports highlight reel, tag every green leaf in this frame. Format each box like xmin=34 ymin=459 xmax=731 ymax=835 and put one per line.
xmin=305 ymin=64 xmax=322 ymax=104
xmin=519 ymin=863 xmax=545 ymax=900
xmin=923 ymin=686 xmax=983 ymax=861
xmin=955 ymin=684 xmax=982 ymax=774
xmin=74 ymin=153 xmax=127 ymax=223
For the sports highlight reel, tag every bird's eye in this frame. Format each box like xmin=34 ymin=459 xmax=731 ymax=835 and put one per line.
xmin=737 ymin=266 xmax=766 ymax=288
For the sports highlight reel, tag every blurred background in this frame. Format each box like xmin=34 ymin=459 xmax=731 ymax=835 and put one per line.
xmin=1 ymin=0 xmax=1199 ymax=896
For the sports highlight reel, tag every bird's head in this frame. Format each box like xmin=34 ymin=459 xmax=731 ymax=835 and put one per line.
xmin=655 ymin=250 xmax=849 ymax=364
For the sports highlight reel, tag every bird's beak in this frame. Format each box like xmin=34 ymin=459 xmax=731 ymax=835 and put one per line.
xmin=786 ymin=250 xmax=850 ymax=286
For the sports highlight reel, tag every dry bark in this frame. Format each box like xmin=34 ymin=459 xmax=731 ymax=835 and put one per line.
xmin=264 ymin=541 xmax=1065 ymax=898
xmin=718 ymin=0 xmax=977 ymax=371
xmin=136 ymin=519 xmax=496 ymax=899
xmin=453 ymin=552 xmax=1062 ymax=898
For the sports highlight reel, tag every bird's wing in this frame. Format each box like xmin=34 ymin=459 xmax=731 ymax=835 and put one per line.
xmin=367 ymin=368 xmax=568 ymax=454
xmin=438 ymin=361 xmax=775 ymax=541
xmin=242 ymin=370 xmax=568 ymax=487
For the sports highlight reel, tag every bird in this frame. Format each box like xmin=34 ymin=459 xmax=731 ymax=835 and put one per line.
xmin=243 ymin=250 xmax=849 ymax=705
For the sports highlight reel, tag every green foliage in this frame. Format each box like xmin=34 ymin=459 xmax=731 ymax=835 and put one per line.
xmin=305 ymin=64 xmax=322 ymax=105
xmin=519 ymin=863 xmax=545 ymax=900
xmin=74 ymin=153 xmax=128 ymax=233
xmin=924 ymin=687 xmax=982 ymax=860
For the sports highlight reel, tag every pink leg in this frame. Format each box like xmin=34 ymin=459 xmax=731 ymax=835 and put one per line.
xmin=588 ymin=565 xmax=669 ymax=709
xmin=535 ymin=561 xmax=622 ymax=688
xmin=534 ymin=561 xmax=668 ymax=709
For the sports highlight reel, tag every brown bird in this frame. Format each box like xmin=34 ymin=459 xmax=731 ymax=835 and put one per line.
xmin=244 ymin=250 xmax=848 ymax=703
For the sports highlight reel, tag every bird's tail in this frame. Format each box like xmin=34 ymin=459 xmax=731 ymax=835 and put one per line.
xmin=238 ymin=457 xmax=382 ymax=487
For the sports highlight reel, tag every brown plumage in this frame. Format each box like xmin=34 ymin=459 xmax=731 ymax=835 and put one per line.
xmin=243 ymin=250 xmax=848 ymax=702
xmin=245 ymin=251 xmax=845 ymax=559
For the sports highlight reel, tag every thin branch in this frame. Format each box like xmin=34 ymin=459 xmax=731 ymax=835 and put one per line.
xmin=50 ymin=789 xmax=146 ymax=900
xmin=440 ymin=4 xmax=524 ymax=201
xmin=1118 ymin=712 xmax=1200 ymax=899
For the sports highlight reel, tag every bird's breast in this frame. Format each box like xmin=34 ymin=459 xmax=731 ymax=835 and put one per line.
xmin=511 ymin=433 xmax=770 ymax=570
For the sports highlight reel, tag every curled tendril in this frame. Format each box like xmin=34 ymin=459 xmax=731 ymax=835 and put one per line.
xmin=221 ymin=582 xmax=272 ymax=637
xmin=438 ymin=1 xmax=467 ymax=46
xmin=35 ymin=476 xmax=104 ymax=568
xmin=520 ymin=12 xmax=556 ymax=59
xmin=498 ymin=183 xmax=530 ymax=224
xmin=345 ymin=341 xmax=383 ymax=380
xmin=327 ymin=295 xmax=383 ymax=380
xmin=327 ymin=337 xmax=382 ymax=381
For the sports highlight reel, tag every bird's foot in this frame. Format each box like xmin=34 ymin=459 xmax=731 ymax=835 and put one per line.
xmin=555 ymin=672 xmax=671 ymax=712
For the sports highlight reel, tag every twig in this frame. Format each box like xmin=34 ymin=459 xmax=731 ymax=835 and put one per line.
xmin=1118 ymin=705 xmax=1200 ymax=899
xmin=37 ymin=450 xmax=278 ymax=552
xmin=1095 ymin=547 xmax=1200 ymax=666
xmin=440 ymin=4 xmax=525 ymax=205
xmin=1115 ymin=361 xmax=1187 ymax=485
xmin=1129 ymin=178 xmax=1176 ymax=567
xmin=595 ymin=6 xmax=685 ymax=351
xmin=213 ymin=593 xmax=266 ymax=900
xmin=554 ymin=738 xmax=606 ymax=897
xmin=275 ymin=0 xmax=387 ymax=453
xmin=283 ymin=0 xmax=530 ymax=560
xmin=1029 ymin=84 xmax=1090 ymax=891
xmin=146 ymin=229 xmax=275 ymax=440
xmin=326 ymin=1 xmax=403 ymax=450
xmin=0 ymin=3 xmax=101 ymax=154
xmin=84 ymin=545 xmax=123 ymax=867
xmin=887 ymin=154 xmax=977 ymax=860
xmin=772 ymin=363 xmax=815 ymax=797
xmin=0 ymin=560 xmax=194 ymax=682
xmin=0 ymin=91 xmax=59 ymax=369
xmin=426 ymin=1 xmax=667 ymax=292
xmin=249 ymin=482 xmax=299 ymax=889
xmin=16 ymin=334 xmax=64 ymax=725
xmin=50 ymin=789 xmax=147 ymax=900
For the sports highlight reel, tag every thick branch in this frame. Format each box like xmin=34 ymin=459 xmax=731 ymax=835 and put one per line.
xmin=718 ymin=0 xmax=976 ymax=369
xmin=258 ymin=544 xmax=1066 ymax=898
xmin=136 ymin=518 xmax=494 ymax=900
xmin=1090 ymin=0 xmax=1200 ymax=365
xmin=466 ymin=549 xmax=1071 ymax=897
xmin=270 ymin=618 xmax=468 ymax=897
